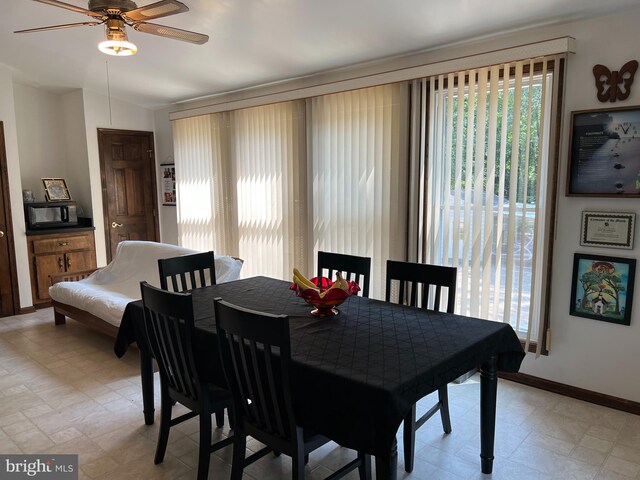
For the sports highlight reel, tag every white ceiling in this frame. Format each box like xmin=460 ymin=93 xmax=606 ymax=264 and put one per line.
xmin=2 ymin=0 xmax=637 ymax=109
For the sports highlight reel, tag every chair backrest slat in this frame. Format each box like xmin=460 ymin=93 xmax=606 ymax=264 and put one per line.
xmin=140 ymin=282 xmax=202 ymax=407
xmin=248 ymin=340 xmax=282 ymax=434
xmin=385 ymin=260 xmax=457 ymax=313
xmin=317 ymin=251 xmax=371 ymax=297
xmin=229 ymin=335 xmax=252 ymax=420
xmin=263 ymin=344 xmax=287 ymax=437
xmin=237 ymin=335 xmax=262 ymax=426
xmin=215 ymin=299 xmax=296 ymax=442
xmin=159 ymin=251 xmax=217 ymax=292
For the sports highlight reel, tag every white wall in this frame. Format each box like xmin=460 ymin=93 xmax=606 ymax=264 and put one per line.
xmin=153 ymin=106 xmax=178 ymax=245
xmin=13 ymin=86 xmax=93 ymax=216
xmin=13 ymin=84 xmax=67 ymax=202
xmin=514 ymin=9 xmax=640 ymax=403
xmin=62 ymin=90 xmax=91 ymax=215
xmin=0 ymin=66 xmax=32 ymax=308
xmin=81 ymin=89 xmax=155 ymax=266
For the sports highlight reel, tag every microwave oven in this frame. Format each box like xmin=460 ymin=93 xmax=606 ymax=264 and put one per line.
xmin=25 ymin=201 xmax=79 ymax=229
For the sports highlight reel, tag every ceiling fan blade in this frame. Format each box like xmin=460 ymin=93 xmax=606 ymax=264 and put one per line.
xmin=14 ymin=21 xmax=102 ymax=34
xmin=133 ymin=22 xmax=208 ymax=44
xmin=122 ymin=0 xmax=188 ymax=22
xmin=33 ymin=0 xmax=106 ymax=19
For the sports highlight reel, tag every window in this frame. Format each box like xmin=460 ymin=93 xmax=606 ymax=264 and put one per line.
xmin=173 ymin=53 xmax=564 ymax=355
xmin=423 ymin=58 xmax=562 ymax=353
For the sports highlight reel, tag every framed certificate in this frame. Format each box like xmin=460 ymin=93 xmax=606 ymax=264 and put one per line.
xmin=580 ymin=211 xmax=635 ymax=249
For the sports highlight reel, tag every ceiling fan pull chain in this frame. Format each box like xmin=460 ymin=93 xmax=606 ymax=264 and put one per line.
xmin=106 ymin=60 xmax=113 ymax=126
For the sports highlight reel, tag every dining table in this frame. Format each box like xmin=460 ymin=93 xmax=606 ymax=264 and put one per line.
xmin=114 ymin=276 xmax=525 ymax=479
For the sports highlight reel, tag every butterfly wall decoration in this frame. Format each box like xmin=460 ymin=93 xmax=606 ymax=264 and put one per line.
xmin=592 ymin=60 xmax=638 ymax=102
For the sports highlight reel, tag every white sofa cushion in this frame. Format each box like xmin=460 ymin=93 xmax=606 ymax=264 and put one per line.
xmin=49 ymin=241 xmax=243 ymax=327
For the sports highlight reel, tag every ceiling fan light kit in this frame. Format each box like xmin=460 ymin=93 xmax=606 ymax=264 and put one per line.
xmin=15 ymin=0 xmax=209 ymax=57
xmin=98 ymin=18 xmax=137 ymax=56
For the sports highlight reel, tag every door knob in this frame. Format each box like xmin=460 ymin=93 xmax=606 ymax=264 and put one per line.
xmin=111 ymin=222 xmax=123 ymax=228
xmin=0 ymin=230 xmax=4 ymax=238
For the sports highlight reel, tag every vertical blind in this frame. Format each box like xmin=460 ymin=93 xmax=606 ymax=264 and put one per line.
xmin=231 ymin=101 xmax=307 ymax=279
xmin=173 ymin=115 xmax=218 ymax=253
xmin=307 ymin=84 xmax=409 ymax=299
xmin=174 ymin=102 xmax=306 ymax=280
xmin=423 ymin=57 xmax=558 ymax=353
xmin=174 ymin=86 xmax=409 ymax=295
xmin=173 ymin=59 xmax=561 ymax=354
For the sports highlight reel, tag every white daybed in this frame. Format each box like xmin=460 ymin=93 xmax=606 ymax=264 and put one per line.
xmin=49 ymin=240 xmax=243 ymax=337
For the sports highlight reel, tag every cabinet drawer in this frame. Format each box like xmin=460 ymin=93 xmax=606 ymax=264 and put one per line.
xmin=32 ymin=235 xmax=92 ymax=254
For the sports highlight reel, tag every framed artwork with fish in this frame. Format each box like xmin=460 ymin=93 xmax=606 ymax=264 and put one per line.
xmin=567 ymin=105 xmax=640 ymax=197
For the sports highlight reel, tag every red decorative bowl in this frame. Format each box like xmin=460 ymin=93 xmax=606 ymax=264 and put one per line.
xmin=290 ymin=276 xmax=360 ymax=317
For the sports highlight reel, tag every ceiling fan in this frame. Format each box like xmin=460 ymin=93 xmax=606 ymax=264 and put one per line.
xmin=15 ymin=0 xmax=209 ymax=56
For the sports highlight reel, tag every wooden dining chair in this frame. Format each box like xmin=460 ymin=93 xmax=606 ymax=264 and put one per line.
xmin=385 ymin=260 xmax=457 ymax=473
xmin=140 ymin=282 xmax=233 ymax=480
xmin=158 ymin=251 xmax=216 ymax=292
xmin=214 ymin=298 xmax=372 ymax=480
xmin=317 ymin=251 xmax=371 ymax=297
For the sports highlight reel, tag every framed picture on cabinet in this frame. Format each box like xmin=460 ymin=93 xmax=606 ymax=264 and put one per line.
xmin=42 ymin=178 xmax=71 ymax=201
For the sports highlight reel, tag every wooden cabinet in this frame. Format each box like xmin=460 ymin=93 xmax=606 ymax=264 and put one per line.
xmin=27 ymin=229 xmax=96 ymax=306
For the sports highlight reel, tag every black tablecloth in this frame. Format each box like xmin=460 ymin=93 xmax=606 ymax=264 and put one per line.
xmin=114 ymin=276 xmax=524 ymax=456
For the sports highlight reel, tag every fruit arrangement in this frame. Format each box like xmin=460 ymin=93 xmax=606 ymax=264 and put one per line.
xmin=290 ymin=268 xmax=360 ymax=316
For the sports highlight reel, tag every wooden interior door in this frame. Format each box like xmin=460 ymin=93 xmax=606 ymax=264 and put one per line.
xmin=0 ymin=122 xmax=19 ymax=316
xmin=98 ymin=129 xmax=159 ymax=262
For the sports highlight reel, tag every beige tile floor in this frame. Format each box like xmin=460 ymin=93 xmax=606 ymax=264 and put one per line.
xmin=1 ymin=309 xmax=640 ymax=480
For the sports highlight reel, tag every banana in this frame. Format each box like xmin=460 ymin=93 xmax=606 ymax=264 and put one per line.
xmin=293 ymin=268 xmax=318 ymax=290
xmin=319 ymin=272 xmax=349 ymax=298
xmin=293 ymin=267 xmax=318 ymax=288
xmin=332 ymin=272 xmax=349 ymax=291
xmin=293 ymin=274 xmax=311 ymax=292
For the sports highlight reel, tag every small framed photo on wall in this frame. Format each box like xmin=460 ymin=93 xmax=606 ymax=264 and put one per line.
xmin=161 ymin=164 xmax=176 ymax=206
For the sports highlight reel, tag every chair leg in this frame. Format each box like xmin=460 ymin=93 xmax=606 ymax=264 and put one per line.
xmin=197 ymin=412 xmax=212 ymax=480
xmin=154 ymin=388 xmax=172 ymax=464
xmin=292 ymin=450 xmax=305 ymax=480
xmin=403 ymin=403 xmax=416 ymax=473
xmin=438 ymin=386 xmax=452 ymax=434
xmin=215 ymin=409 xmax=224 ymax=428
xmin=230 ymin=428 xmax=246 ymax=480
xmin=358 ymin=452 xmax=372 ymax=480
xmin=228 ymin=407 xmax=235 ymax=429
